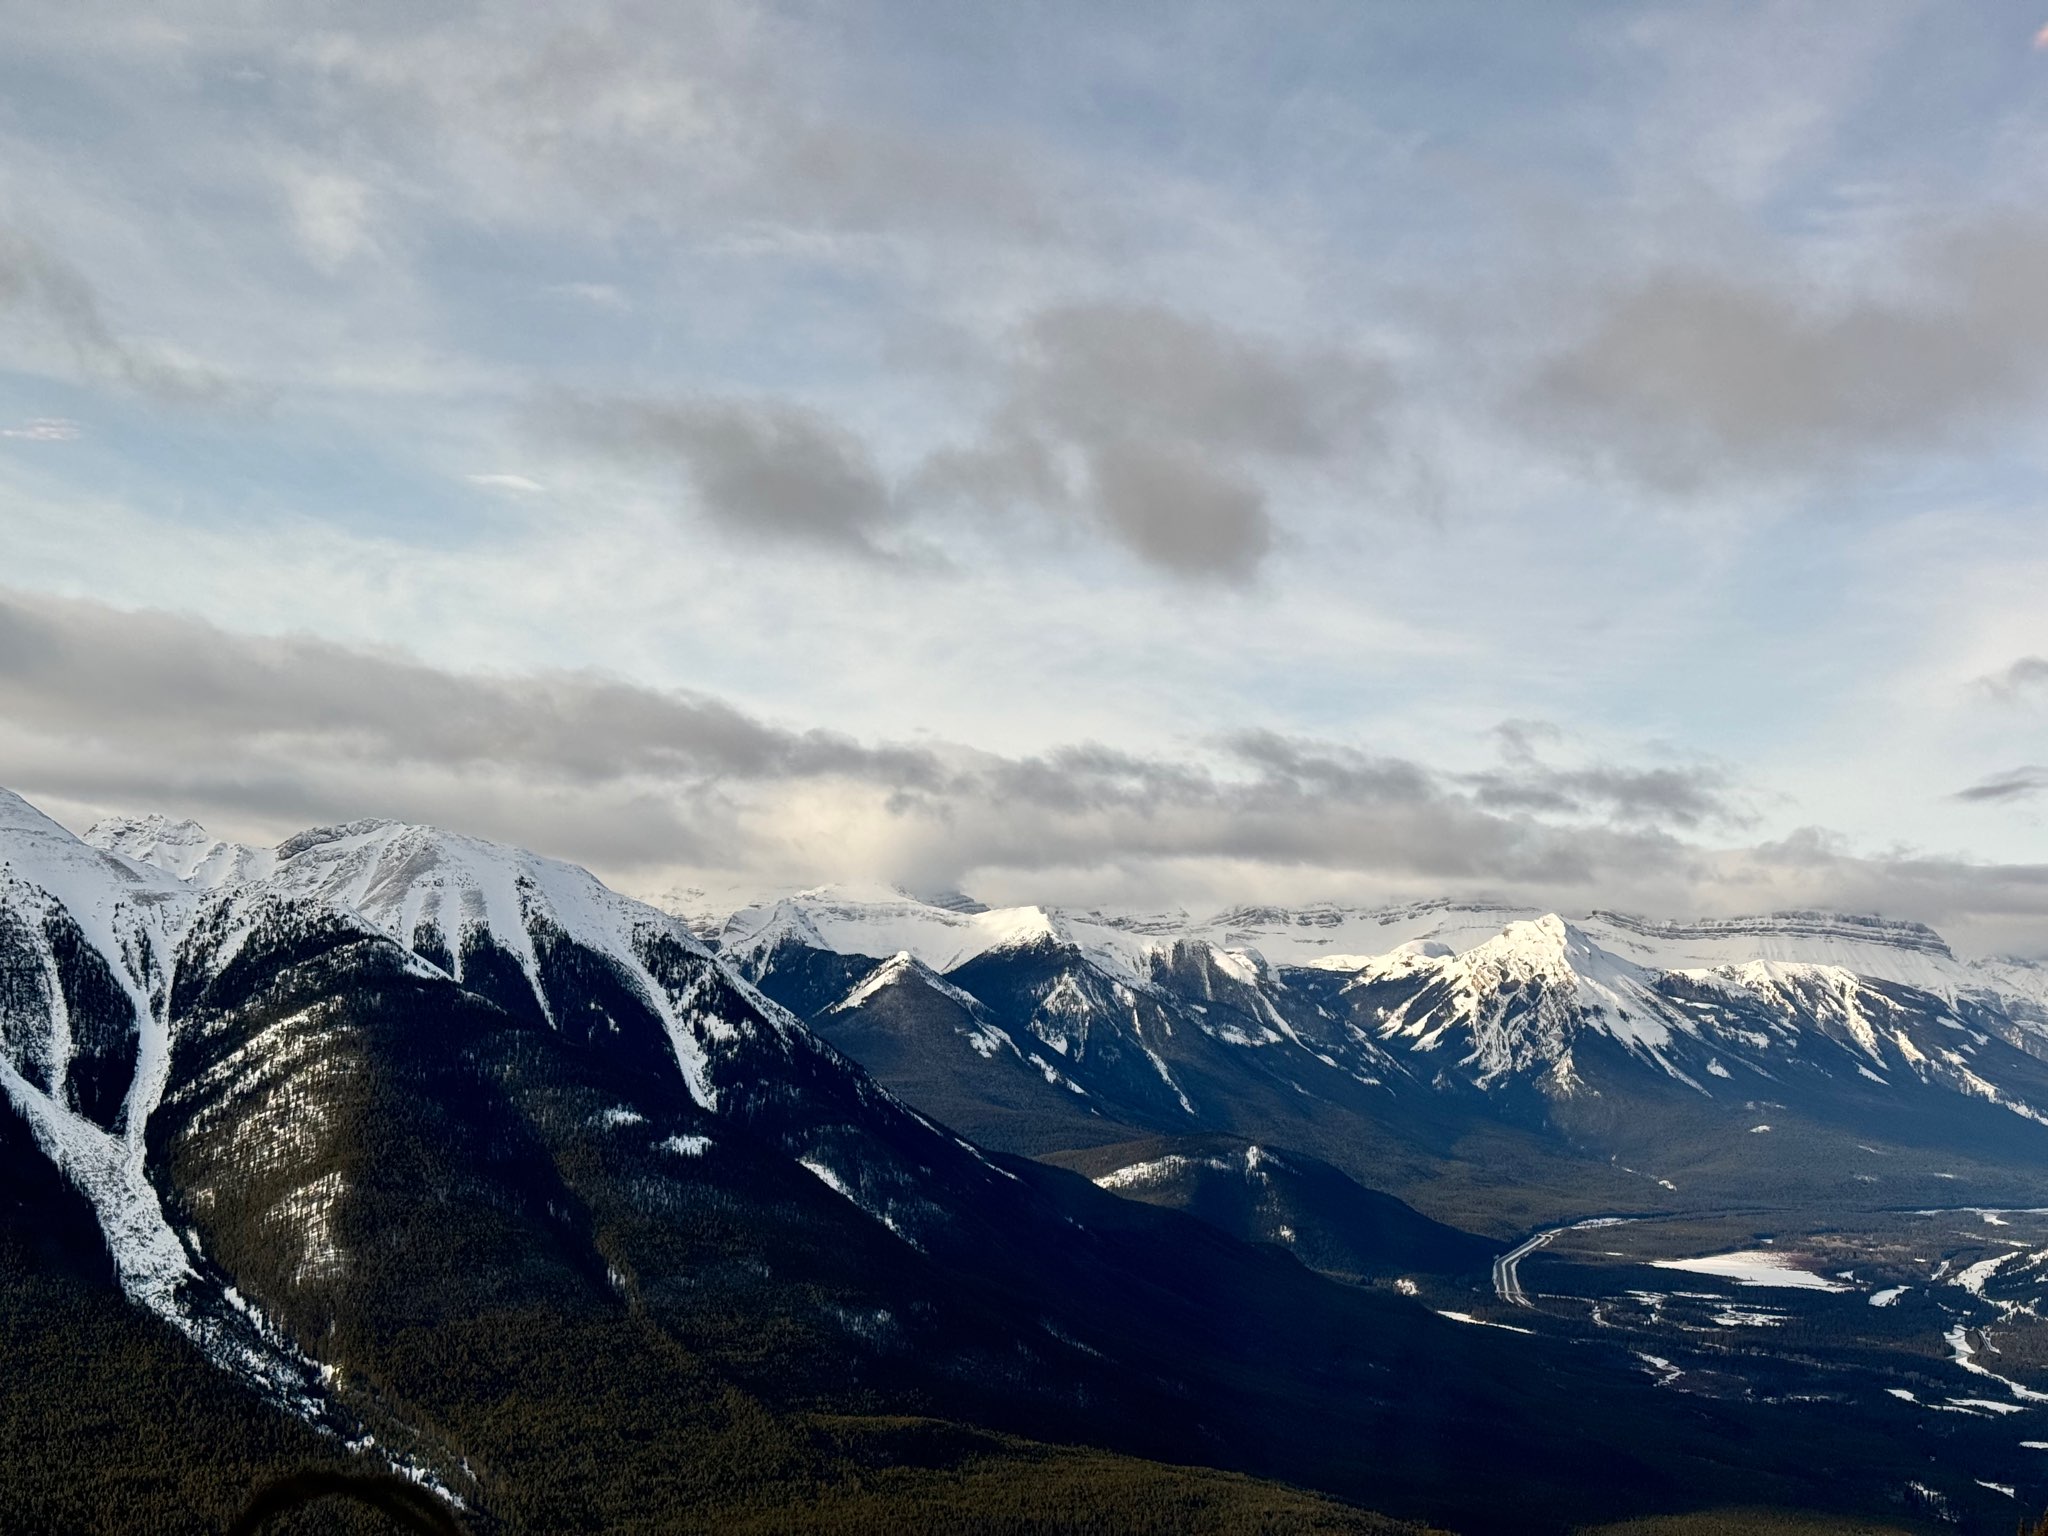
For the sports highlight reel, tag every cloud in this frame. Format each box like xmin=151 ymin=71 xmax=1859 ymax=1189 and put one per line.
xmin=1013 ymin=304 xmax=1385 ymax=462
xmin=0 ymin=418 xmax=81 ymax=441
xmin=1463 ymin=761 xmax=1736 ymax=829
xmin=465 ymin=472 xmax=546 ymax=494
xmin=554 ymin=282 xmax=629 ymax=311
xmin=1954 ymin=767 xmax=2048 ymax=805
xmin=1981 ymin=656 xmax=2048 ymax=703
xmin=561 ymin=304 xmax=1387 ymax=579
xmin=283 ymin=8 xmax=1065 ymax=248
xmin=564 ymin=396 xmax=900 ymax=554
xmin=281 ymin=168 xmax=380 ymax=272
xmin=1086 ymin=440 xmax=1271 ymax=579
xmin=0 ymin=585 xmax=940 ymax=797
xmin=1463 ymin=722 xmax=1738 ymax=829
xmin=1491 ymin=720 xmax=1563 ymax=767
xmin=1719 ymin=828 xmax=2048 ymax=960
xmin=0 ymin=588 xmax=1728 ymax=894
xmin=0 ymin=227 xmax=231 ymax=403
xmin=920 ymin=303 xmax=1393 ymax=580
xmin=1519 ymin=221 xmax=2048 ymax=488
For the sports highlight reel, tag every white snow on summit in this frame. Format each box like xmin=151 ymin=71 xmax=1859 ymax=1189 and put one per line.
xmin=717 ymin=886 xmax=1170 ymax=990
xmin=1351 ymin=914 xmax=1700 ymax=1090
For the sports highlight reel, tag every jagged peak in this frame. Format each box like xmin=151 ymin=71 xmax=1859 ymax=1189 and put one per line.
xmin=245 ymin=818 xmax=714 ymax=963
xmin=830 ymin=950 xmax=987 ymax=1016
xmin=718 ymin=896 xmax=832 ymax=957
xmin=85 ymin=811 xmax=267 ymax=886
xmin=272 ymin=817 xmax=410 ymax=860
xmin=1356 ymin=915 xmax=1697 ymax=1093
xmin=971 ymin=904 xmax=1072 ymax=952
xmin=1462 ymin=914 xmax=1611 ymax=973
xmin=0 ymin=789 xmax=187 ymax=908
xmin=84 ymin=809 xmax=210 ymax=846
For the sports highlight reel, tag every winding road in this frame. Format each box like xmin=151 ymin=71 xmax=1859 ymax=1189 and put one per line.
xmin=1493 ymin=1217 xmax=1640 ymax=1308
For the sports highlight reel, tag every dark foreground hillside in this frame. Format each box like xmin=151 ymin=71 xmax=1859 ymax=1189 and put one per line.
xmin=4 ymin=1088 xmax=1423 ymax=1534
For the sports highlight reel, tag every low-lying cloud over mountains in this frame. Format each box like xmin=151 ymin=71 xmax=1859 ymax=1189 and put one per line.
xmin=6 ymin=585 xmax=2045 ymax=957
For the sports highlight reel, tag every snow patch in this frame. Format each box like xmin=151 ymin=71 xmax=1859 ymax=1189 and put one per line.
xmin=1649 ymin=1250 xmax=1849 ymax=1291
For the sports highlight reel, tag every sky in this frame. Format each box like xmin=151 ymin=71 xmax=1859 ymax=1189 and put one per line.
xmin=3 ymin=1 xmax=2048 ymax=953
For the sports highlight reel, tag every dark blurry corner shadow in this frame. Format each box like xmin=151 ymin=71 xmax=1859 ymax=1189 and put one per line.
xmin=227 ymin=1468 xmax=471 ymax=1535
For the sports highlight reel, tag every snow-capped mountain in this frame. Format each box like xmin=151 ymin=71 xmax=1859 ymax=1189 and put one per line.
xmin=718 ymin=883 xmax=1185 ymax=992
xmin=17 ymin=787 xmax=1658 ymax=1527
xmin=10 ymin=794 xmax=1354 ymax=1499
xmin=712 ymin=884 xmax=2048 ymax=1216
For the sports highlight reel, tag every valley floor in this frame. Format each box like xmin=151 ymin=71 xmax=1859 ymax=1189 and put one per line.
xmin=1389 ymin=1202 xmax=2048 ymax=1528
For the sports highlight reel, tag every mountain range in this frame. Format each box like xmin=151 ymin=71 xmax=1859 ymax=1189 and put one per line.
xmin=8 ymin=788 xmax=2048 ymax=1533
xmin=709 ymin=881 xmax=2048 ymax=1231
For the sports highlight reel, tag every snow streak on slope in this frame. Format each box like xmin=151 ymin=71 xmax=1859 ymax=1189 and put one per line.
xmin=0 ymin=793 xmax=329 ymax=1414
xmin=101 ymin=817 xmax=768 ymax=1111
xmin=82 ymin=804 xmax=1042 ymax=1261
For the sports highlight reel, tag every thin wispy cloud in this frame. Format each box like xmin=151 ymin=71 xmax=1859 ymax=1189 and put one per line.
xmin=0 ymin=418 xmax=80 ymax=441
xmin=1955 ymin=767 xmax=2048 ymax=805
xmin=0 ymin=227 xmax=232 ymax=403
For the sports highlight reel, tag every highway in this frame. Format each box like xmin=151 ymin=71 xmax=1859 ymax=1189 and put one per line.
xmin=1493 ymin=1216 xmax=1640 ymax=1307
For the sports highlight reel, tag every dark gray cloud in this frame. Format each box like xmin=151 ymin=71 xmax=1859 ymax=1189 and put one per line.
xmin=0 ymin=227 xmax=229 ymax=403
xmin=1014 ymin=303 xmax=1385 ymax=461
xmin=1085 ymin=440 xmax=1271 ymax=579
xmin=1465 ymin=762 xmax=1734 ymax=829
xmin=563 ymin=397 xmax=900 ymax=554
xmin=1521 ymin=221 xmax=2048 ymax=487
xmin=1954 ymin=767 xmax=2048 ymax=805
xmin=926 ymin=731 xmax=1690 ymax=895
xmin=1464 ymin=720 xmax=1737 ymax=829
xmin=567 ymin=303 xmax=1388 ymax=576
xmin=0 ymin=586 xmax=939 ymax=791
xmin=918 ymin=302 xmax=1393 ymax=581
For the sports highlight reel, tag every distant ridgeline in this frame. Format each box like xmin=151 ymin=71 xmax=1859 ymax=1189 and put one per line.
xmin=4 ymin=786 xmax=2046 ymax=1533
xmin=714 ymin=883 xmax=2048 ymax=1220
